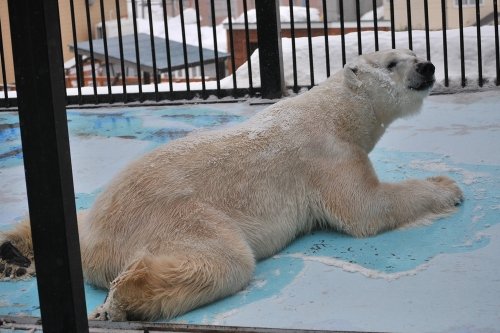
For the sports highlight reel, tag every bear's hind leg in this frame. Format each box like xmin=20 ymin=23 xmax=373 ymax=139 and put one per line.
xmin=89 ymin=237 xmax=255 ymax=321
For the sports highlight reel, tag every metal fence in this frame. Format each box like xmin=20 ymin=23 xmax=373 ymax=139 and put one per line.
xmin=1 ymin=0 xmax=499 ymax=110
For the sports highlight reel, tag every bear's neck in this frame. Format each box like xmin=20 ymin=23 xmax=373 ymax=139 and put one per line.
xmin=273 ymin=78 xmax=391 ymax=154
xmin=337 ymin=90 xmax=391 ymax=154
xmin=356 ymin=115 xmax=387 ymax=153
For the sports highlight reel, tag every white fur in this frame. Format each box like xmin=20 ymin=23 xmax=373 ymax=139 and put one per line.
xmin=1 ymin=49 xmax=463 ymax=321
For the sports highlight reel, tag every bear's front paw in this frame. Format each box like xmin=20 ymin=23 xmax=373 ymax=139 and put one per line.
xmin=426 ymin=176 xmax=464 ymax=207
xmin=0 ymin=241 xmax=34 ymax=280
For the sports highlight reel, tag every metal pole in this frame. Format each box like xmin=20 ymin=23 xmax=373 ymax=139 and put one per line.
xmin=255 ymin=0 xmax=285 ymax=99
xmin=7 ymin=0 xmax=89 ymax=332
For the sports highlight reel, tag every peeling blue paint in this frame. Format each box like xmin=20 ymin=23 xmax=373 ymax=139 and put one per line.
xmin=282 ymin=150 xmax=499 ymax=273
xmin=0 ymin=114 xmax=23 ymax=169
xmin=1 ymin=93 xmax=500 ymax=332
xmin=0 ymin=106 xmax=249 ymax=169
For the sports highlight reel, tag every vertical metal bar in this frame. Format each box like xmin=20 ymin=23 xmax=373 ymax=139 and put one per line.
xmin=0 ymin=16 xmax=9 ymax=105
xmin=475 ymin=0 xmax=483 ymax=87
xmin=389 ymin=0 xmax=396 ymax=49
xmin=406 ymin=0 xmax=413 ymax=50
xmin=226 ymin=0 xmax=237 ymax=90
xmin=179 ymin=0 xmax=190 ymax=92
xmin=288 ymin=1 xmax=298 ymax=91
xmin=322 ymin=0 xmax=330 ymax=78
xmin=7 ymin=0 xmax=89 ymax=331
xmin=441 ymin=0 xmax=449 ymax=86
xmin=59 ymin=19 xmax=68 ymax=104
xmin=147 ymin=0 xmax=159 ymax=99
xmin=99 ymin=0 xmax=113 ymax=99
xmin=339 ymin=0 xmax=346 ymax=66
xmin=255 ymin=0 xmax=285 ymax=98
xmin=243 ymin=0 xmax=254 ymax=93
xmin=162 ymin=0 xmax=174 ymax=94
xmin=114 ymin=0 xmax=128 ymax=102
xmin=131 ymin=0 xmax=143 ymax=96
xmin=78 ymin=54 xmax=85 ymax=88
xmin=305 ymin=0 xmax=315 ymax=86
xmin=84 ymin=0 xmax=98 ymax=101
xmin=458 ymin=0 xmax=466 ymax=87
xmin=355 ymin=0 xmax=362 ymax=54
xmin=195 ymin=0 xmax=206 ymax=95
xmin=494 ymin=0 xmax=499 ymax=85
xmin=372 ymin=0 xmax=379 ymax=51
xmin=210 ymin=0 xmax=221 ymax=94
xmin=69 ymin=0 xmax=82 ymax=104
xmin=424 ymin=0 xmax=431 ymax=60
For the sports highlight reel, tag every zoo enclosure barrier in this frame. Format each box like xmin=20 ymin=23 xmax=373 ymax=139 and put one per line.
xmin=1 ymin=1 xmax=500 ymax=332
xmin=1 ymin=0 xmax=500 ymax=110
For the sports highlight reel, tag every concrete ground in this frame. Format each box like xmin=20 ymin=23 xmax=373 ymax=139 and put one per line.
xmin=1 ymin=89 xmax=499 ymax=333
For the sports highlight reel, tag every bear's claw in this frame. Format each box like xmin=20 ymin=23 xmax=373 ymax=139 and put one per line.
xmin=0 ymin=242 xmax=33 ymax=280
xmin=90 ymin=310 xmax=110 ymax=321
xmin=0 ymin=241 xmax=31 ymax=267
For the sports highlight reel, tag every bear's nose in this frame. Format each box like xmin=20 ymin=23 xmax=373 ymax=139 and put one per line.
xmin=416 ymin=62 xmax=435 ymax=77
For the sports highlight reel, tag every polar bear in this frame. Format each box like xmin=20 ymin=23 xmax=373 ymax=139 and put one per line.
xmin=0 ymin=49 xmax=463 ymax=321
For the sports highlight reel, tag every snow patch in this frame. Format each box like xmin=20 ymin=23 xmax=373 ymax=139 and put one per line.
xmin=223 ymin=26 xmax=499 ymax=92
xmin=2 ymin=26 xmax=498 ymax=99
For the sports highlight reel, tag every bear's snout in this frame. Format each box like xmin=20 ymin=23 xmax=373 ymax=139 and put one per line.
xmin=416 ymin=61 xmax=435 ymax=79
xmin=408 ymin=61 xmax=435 ymax=91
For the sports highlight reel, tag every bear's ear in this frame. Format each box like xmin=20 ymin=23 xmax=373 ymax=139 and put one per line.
xmin=344 ymin=64 xmax=362 ymax=90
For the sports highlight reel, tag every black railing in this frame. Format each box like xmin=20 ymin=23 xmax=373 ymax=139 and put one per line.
xmin=0 ymin=15 xmax=10 ymax=108
xmin=7 ymin=0 xmax=89 ymax=331
xmin=1 ymin=0 xmax=500 ymax=110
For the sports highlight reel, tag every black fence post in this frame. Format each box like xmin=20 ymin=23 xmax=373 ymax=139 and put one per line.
xmin=7 ymin=0 xmax=89 ymax=332
xmin=78 ymin=54 xmax=85 ymax=88
xmin=255 ymin=0 xmax=285 ymax=99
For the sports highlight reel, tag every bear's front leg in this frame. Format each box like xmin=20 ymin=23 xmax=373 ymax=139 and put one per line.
xmin=362 ymin=175 xmax=464 ymax=235
xmin=312 ymin=153 xmax=463 ymax=238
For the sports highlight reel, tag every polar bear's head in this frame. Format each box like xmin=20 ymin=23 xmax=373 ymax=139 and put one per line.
xmin=344 ymin=49 xmax=435 ymax=125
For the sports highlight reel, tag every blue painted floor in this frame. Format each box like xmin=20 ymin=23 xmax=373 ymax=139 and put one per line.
xmin=1 ymin=90 xmax=500 ymax=333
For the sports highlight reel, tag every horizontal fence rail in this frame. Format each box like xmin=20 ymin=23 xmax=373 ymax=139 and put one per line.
xmin=1 ymin=0 xmax=500 ymax=109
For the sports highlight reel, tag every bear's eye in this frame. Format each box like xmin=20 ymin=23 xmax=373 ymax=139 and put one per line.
xmin=387 ymin=61 xmax=398 ymax=70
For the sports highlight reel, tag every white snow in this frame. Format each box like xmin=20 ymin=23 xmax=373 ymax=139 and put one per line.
xmin=361 ymin=5 xmax=385 ymax=21
xmin=1 ymin=6 xmax=499 ymax=99
xmin=223 ymin=25 xmax=499 ymax=93
xmin=101 ymin=8 xmax=228 ymax=52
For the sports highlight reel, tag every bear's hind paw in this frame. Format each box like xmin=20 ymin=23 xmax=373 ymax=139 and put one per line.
xmin=0 ymin=262 xmax=30 ymax=279
xmin=89 ymin=308 xmax=111 ymax=321
xmin=89 ymin=298 xmax=127 ymax=321
xmin=0 ymin=241 xmax=33 ymax=280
